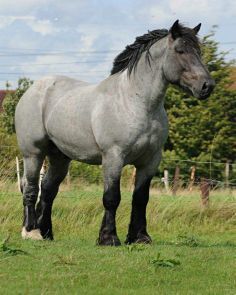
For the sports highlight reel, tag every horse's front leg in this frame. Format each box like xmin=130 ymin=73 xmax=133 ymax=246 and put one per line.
xmin=125 ymin=155 xmax=162 ymax=245
xmin=97 ymin=151 xmax=123 ymax=246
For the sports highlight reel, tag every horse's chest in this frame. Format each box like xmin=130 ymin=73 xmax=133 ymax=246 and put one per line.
xmin=130 ymin=118 xmax=168 ymax=159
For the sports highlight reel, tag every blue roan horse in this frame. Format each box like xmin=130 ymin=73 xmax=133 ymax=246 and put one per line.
xmin=15 ymin=20 xmax=214 ymax=245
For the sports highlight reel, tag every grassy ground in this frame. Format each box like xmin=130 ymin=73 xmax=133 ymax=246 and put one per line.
xmin=0 ymin=184 xmax=236 ymax=294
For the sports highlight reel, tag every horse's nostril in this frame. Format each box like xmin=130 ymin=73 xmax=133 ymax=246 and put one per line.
xmin=202 ymin=82 xmax=208 ymax=91
xmin=199 ymin=79 xmax=215 ymax=98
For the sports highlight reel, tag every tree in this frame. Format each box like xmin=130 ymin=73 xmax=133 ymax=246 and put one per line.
xmin=1 ymin=77 xmax=33 ymax=134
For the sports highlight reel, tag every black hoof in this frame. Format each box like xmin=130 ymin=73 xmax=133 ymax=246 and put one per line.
xmin=97 ymin=235 xmax=121 ymax=246
xmin=125 ymin=233 xmax=152 ymax=245
xmin=38 ymin=225 xmax=54 ymax=240
xmin=42 ymin=232 xmax=54 ymax=241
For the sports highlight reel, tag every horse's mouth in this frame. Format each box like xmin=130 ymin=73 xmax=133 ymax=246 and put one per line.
xmin=176 ymin=79 xmax=214 ymax=100
xmin=192 ymin=88 xmax=213 ymax=100
xmin=175 ymin=83 xmax=193 ymax=97
xmin=180 ymin=84 xmax=212 ymax=100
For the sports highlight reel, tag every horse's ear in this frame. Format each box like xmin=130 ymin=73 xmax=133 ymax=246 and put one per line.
xmin=170 ymin=20 xmax=181 ymax=40
xmin=193 ymin=23 xmax=201 ymax=35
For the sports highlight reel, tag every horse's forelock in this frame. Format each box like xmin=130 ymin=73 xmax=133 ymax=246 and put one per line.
xmin=178 ymin=24 xmax=201 ymax=52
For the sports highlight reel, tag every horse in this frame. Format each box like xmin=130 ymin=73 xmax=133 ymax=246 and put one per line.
xmin=15 ymin=20 xmax=215 ymax=245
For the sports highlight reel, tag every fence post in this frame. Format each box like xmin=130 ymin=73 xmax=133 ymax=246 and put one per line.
xmin=163 ymin=169 xmax=169 ymax=192
xmin=200 ymin=178 xmax=210 ymax=208
xmin=16 ymin=156 xmax=21 ymax=192
xmin=172 ymin=165 xmax=180 ymax=195
xmin=225 ymin=161 xmax=230 ymax=189
xmin=188 ymin=165 xmax=196 ymax=191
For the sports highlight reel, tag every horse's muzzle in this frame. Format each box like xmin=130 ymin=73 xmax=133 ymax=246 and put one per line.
xmin=195 ymin=79 xmax=215 ymax=99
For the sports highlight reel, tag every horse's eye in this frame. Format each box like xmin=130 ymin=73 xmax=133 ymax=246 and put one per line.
xmin=176 ymin=49 xmax=184 ymax=54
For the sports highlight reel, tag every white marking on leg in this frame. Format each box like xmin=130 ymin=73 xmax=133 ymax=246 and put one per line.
xmin=21 ymin=227 xmax=43 ymax=240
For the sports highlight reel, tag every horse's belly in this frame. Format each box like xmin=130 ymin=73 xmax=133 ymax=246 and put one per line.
xmin=50 ymin=136 xmax=102 ymax=164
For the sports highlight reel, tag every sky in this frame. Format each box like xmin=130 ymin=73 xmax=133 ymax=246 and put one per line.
xmin=0 ymin=0 xmax=235 ymax=88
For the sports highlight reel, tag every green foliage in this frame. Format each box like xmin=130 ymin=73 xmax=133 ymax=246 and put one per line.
xmin=164 ymin=31 xmax=236 ymax=181
xmin=1 ymin=77 xmax=33 ymax=134
xmin=0 ymin=78 xmax=32 ymax=180
xmin=0 ymin=125 xmax=19 ymax=179
xmin=150 ymin=253 xmax=181 ymax=268
xmin=69 ymin=161 xmax=103 ymax=184
xmin=0 ymin=236 xmax=27 ymax=256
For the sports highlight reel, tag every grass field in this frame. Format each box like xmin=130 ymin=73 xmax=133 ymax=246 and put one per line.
xmin=0 ymin=184 xmax=236 ymax=294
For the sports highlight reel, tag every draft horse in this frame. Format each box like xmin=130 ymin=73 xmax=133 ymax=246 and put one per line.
xmin=15 ymin=20 xmax=214 ymax=245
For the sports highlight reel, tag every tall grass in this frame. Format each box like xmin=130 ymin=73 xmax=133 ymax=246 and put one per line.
xmin=1 ymin=183 xmax=235 ymax=243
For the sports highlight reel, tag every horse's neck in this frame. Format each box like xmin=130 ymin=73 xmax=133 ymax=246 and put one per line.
xmin=117 ymin=66 xmax=167 ymax=113
xmin=131 ymin=69 xmax=167 ymax=108
xmin=116 ymin=42 xmax=168 ymax=113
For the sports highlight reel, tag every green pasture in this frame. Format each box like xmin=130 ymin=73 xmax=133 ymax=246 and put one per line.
xmin=0 ymin=184 xmax=235 ymax=294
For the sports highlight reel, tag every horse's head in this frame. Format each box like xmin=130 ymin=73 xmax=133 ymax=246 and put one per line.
xmin=163 ymin=20 xmax=215 ymax=99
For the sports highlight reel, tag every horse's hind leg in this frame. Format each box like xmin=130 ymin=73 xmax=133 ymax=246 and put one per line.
xmin=36 ymin=149 xmax=70 ymax=240
xmin=21 ymin=155 xmax=44 ymax=240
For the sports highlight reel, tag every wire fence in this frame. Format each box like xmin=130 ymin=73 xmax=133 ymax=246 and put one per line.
xmin=0 ymin=145 xmax=235 ymax=194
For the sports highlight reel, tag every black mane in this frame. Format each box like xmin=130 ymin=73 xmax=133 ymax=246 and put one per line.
xmin=110 ymin=24 xmax=200 ymax=76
